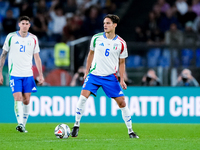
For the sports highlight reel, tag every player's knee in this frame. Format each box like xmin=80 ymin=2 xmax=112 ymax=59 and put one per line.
xmin=118 ymin=101 xmax=126 ymax=108
xmin=23 ymin=99 xmax=30 ymax=105
xmin=81 ymin=90 xmax=91 ymax=98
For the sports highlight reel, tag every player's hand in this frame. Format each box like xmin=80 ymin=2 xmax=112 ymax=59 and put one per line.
xmin=120 ymin=80 xmax=127 ymax=90
xmin=38 ymin=75 xmax=44 ymax=85
xmin=84 ymin=71 xmax=89 ymax=79
xmin=0 ymin=73 xmax=3 ymax=85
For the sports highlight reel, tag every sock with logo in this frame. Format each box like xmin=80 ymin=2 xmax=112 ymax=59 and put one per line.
xmin=74 ymin=95 xmax=87 ymax=127
xmin=23 ymin=103 xmax=30 ymax=127
xmin=120 ymin=105 xmax=133 ymax=134
xmin=14 ymin=101 xmax=23 ymax=125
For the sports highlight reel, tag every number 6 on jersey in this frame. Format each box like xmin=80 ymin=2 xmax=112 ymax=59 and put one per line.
xmin=105 ymin=48 xmax=110 ymax=56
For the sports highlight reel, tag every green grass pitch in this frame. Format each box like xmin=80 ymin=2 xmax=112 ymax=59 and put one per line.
xmin=0 ymin=123 xmax=199 ymax=150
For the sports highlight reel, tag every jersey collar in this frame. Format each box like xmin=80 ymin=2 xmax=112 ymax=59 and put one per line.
xmin=103 ymin=32 xmax=118 ymax=40
xmin=16 ymin=31 xmax=29 ymax=37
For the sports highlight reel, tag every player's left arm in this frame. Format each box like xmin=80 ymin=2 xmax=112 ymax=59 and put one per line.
xmin=0 ymin=50 xmax=8 ymax=85
xmin=119 ymin=58 xmax=127 ymax=90
xmin=34 ymin=53 xmax=44 ymax=85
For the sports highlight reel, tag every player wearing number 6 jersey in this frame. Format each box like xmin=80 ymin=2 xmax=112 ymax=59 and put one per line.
xmin=0 ymin=16 xmax=44 ymax=132
xmin=71 ymin=14 xmax=139 ymax=138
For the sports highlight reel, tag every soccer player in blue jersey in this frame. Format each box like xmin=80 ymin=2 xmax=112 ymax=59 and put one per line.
xmin=71 ymin=14 xmax=139 ymax=138
xmin=0 ymin=16 xmax=44 ymax=132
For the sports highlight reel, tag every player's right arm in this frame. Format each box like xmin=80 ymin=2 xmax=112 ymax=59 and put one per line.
xmin=34 ymin=53 xmax=44 ymax=85
xmin=0 ymin=50 xmax=8 ymax=85
xmin=84 ymin=50 xmax=94 ymax=79
xmin=84 ymin=35 xmax=97 ymax=79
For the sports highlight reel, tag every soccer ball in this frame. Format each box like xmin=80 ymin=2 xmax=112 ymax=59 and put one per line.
xmin=54 ymin=124 xmax=71 ymax=139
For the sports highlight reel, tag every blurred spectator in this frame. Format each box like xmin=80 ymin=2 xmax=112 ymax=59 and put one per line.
xmin=141 ymin=69 xmax=161 ymax=86
xmin=175 ymin=0 xmax=197 ymax=27
xmin=192 ymin=16 xmax=200 ymax=31
xmin=147 ymin=28 xmax=164 ymax=45
xmin=135 ymin=25 xmax=147 ymax=42
xmin=152 ymin=4 xmax=165 ymax=21
xmin=32 ymin=10 xmax=48 ymax=42
xmin=158 ymin=8 xmax=181 ymax=33
xmin=81 ymin=5 xmax=103 ymax=36
xmin=144 ymin=11 xmax=158 ymax=38
xmin=183 ymin=21 xmax=198 ymax=45
xmin=76 ymin=0 xmax=99 ymax=15
xmin=70 ymin=66 xmax=86 ymax=86
xmin=2 ymin=9 xmax=17 ymax=35
xmin=36 ymin=0 xmax=49 ymax=16
xmin=8 ymin=0 xmax=23 ymax=6
xmin=63 ymin=13 xmax=82 ymax=42
xmin=103 ymin=0 xmax=117 ymax=14
xmin=83 ymin=0 xmax=99 ymax=10
xmin=54 ymin=39 xmax=70 ymax=69
xmin=19 ymin=1 xmax=34 ymax=19
xmin=175 ymin=0 xmax=188 ymax=15
xmin=73 ymin=12 xmax=83 ymax=27
xmin=176 ymin=68 xmax=199 ymax=86
xmin=191 ymin=0 xmax=200 ymax=16
xmin=165 ymin=23 xmax=183 ymax=45
xmin=49 ymin=1 xmax=67 ymax=42
xmin=63 ymin=0 xmax=77 ymax=14
xmin=156 ymin=0 xmax=171 ymax=13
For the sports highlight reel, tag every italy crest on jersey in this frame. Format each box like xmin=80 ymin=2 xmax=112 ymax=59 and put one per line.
xmin=113 ymin=43 xmax=118 ymax=50
xmin=27 ymin=41 xmax=31 ymax=46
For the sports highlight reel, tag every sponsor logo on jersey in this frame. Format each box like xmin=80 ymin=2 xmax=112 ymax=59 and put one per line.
xmin=99 ymin=43 xmax=104 ymax=46
xmin=15 ymin=41 xmax=19 ymax=44
xmin=113 ymin=43 xmax=118 ymax=50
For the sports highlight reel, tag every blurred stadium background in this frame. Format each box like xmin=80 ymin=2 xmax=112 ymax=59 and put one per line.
xmin=0 ymin=1 xmax=200 ymax=149
xmin=1 ymin=0 xmax=200 ymax=86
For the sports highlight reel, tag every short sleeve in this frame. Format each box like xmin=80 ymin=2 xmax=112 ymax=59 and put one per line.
xmin=89 ymin=35 xmax=96 ymax=51
xmin=2 ymin=33 xmax=12 ymax=52
xmin=119 ymin=41 xmax=128 ymax=58
xmin=33 ymin=36 xmax=40 ymax=54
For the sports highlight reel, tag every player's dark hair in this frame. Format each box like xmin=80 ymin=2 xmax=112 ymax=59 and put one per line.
xmin=18 ymin=16 xmax=31 ymax=22
xmin=104 ymin=14 xmax=120 ymax=24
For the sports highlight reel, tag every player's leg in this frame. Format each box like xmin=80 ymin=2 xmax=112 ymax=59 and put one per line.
xmin=71 ymin=74 xmax=100 ymax=137
xmin=71 ymin=90 xmax=91 ymax=137
xmin=10 ymin=76 xmax=26 ymax=132
xmin=75 ymin=90 xmax=91 ymax=126
xmin=20 ymin=76 xmax=37 ymax=132
xmin=22 ymin=93 xmax=31 ymax=129
xmin=114 ymin=96 xmax=139 ymax=138
xmin=101 ymin=75 xmax=139 ymax=138
xmin=13 ymin=92 xmax=24 ymax=131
